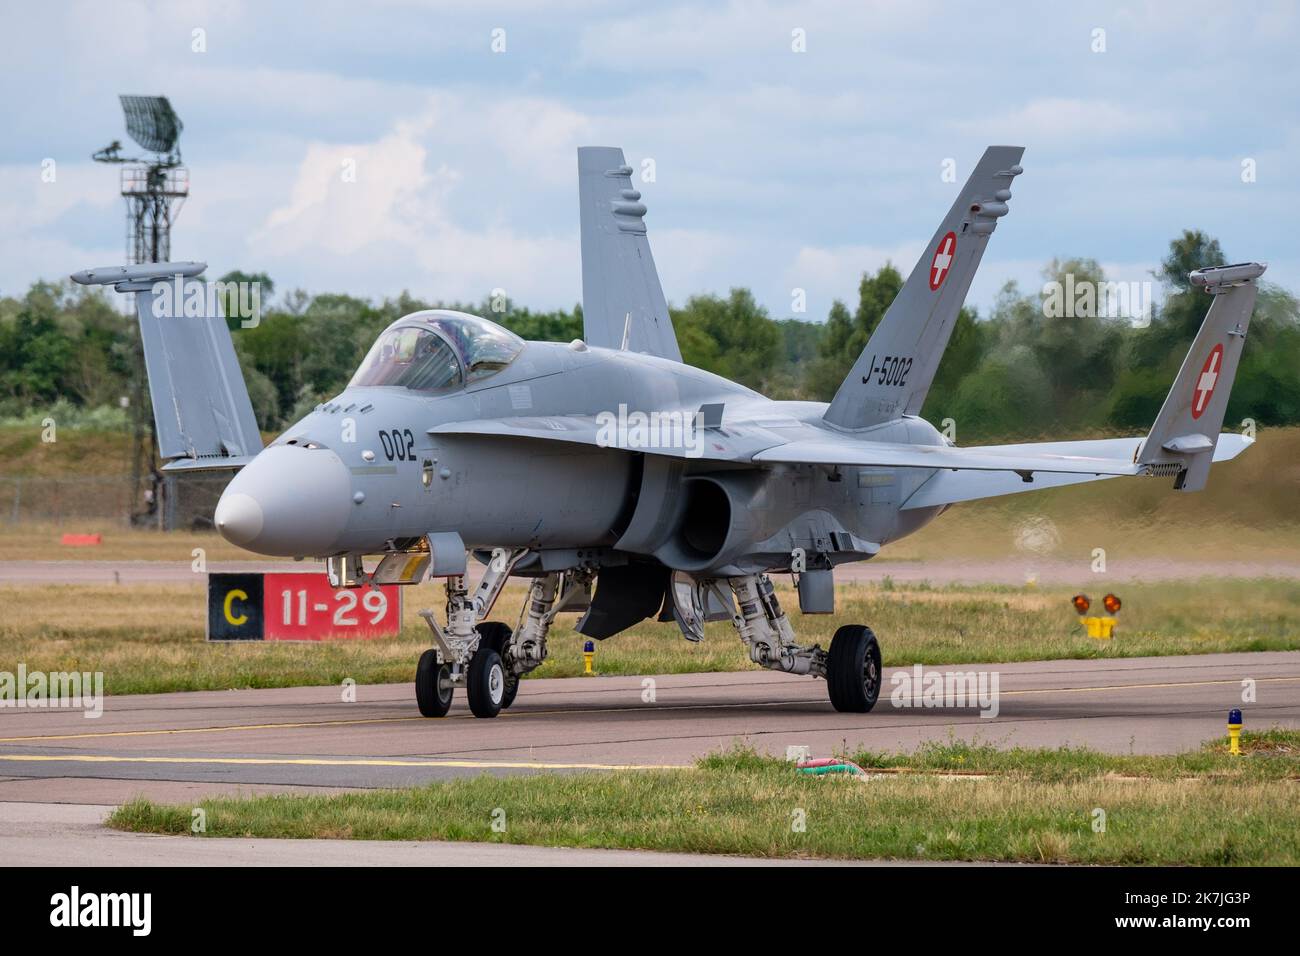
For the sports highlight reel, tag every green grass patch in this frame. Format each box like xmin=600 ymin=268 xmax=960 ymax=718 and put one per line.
xmin=109 ymin=732 xmax=1300 ymax=864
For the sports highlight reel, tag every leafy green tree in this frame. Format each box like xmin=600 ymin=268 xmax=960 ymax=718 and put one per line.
xmin=672 ymin=288 xmax=781 ymax=390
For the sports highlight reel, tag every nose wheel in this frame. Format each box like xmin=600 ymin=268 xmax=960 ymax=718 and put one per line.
xmin=466 ymin=647 xmax=507 ymax=718
xmin=415 ymin=649 xmax=454 ymax=718
xmin=475 ymin=621 xmax=519 ymax=710
xmin=414 ymin=621 xmax=520 ymax=718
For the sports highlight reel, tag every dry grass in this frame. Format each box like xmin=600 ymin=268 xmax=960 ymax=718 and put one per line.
xmin=2 ymin=577 xmax=1297 ymax=695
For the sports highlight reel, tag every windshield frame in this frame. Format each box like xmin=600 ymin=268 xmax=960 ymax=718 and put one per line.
xmin=347 ymin=323 xmax=464 ymax=393
xmin=348 ymin=311 xmax=524 ymax=394
xmin=419 ymin=312 xmax=525 ymax=383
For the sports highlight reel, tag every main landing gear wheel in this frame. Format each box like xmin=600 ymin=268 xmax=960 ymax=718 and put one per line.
xmin=415 ymin=648 xmax=453 ymax=718
xmin=466 ymin=647 xmax=507 ymax=718
xmin=826 ymin=624 xmax=882 ymax=713
xmin=475 ymin=621 xmax=519 ymax=709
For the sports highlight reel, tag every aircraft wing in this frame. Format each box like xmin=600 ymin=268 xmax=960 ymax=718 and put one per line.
xmin=432 ymin=416 xmax=1254 ymax=507
xmin=897 ymin=434 xmax=1253 ymax=509
xmin=752 ymin=438 xmax=1146 ymax=476
xmin=70 ymin=261 xmax=262 ymax=469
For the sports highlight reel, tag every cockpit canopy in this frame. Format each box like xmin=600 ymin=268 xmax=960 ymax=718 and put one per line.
xmin=349 ymin=310 xmax=524 ymax=392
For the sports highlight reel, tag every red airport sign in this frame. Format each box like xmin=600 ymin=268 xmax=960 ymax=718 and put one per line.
xmin=208 ymin=572 xmax=402 ymax=641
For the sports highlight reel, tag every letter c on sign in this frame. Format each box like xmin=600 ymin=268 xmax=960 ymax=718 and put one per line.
xmin=224 ymin=588 xmax=249 ymax=626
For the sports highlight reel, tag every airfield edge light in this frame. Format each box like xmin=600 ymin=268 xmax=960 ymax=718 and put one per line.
xmin=1228 ymin=709 xmax=1243 ymax=756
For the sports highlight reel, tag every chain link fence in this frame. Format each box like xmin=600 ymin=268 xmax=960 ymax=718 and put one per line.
xmin=1 ymin=473 xmax=235 ymax=529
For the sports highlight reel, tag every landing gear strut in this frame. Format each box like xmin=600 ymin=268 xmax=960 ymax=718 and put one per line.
xmin=414 ymin=554 xmax=590 ymax=718
xmin=722 ymin=572 xmax=881 ymax=713
xmin=414 ymin=548 xmax=525 ymax=719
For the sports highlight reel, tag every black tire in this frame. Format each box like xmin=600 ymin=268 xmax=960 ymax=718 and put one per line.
xmin=500 ymin=672 xmax=519 ymax=709
xmin=415 ymin=648 xmax=453 ymax=718
xmin=826 ymin=624 xmax=882 ymax=713
xmin=466 ymin=647 xmax=506 ymax=718
xmin=476 ymin=622 xmax=519 ymax=709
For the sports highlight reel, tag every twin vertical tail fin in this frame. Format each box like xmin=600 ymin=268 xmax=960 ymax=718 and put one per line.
xmin=577 ymin=146 xmax=682 ymax=362
xmin=824 ymin=146 xmax=1025 ymax=430
xmin=1138 ymin=262 xmax=1265 ymax=491
xmin=70 ymin=261 xmax=262 ymax=470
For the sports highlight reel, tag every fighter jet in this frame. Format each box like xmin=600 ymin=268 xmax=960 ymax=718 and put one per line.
xmin=71 ymin=145 xmax=1263 ymax=718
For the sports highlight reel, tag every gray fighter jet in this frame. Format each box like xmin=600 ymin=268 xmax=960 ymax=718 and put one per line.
xmin=72 ymin=145 xmax=1263 ymax=718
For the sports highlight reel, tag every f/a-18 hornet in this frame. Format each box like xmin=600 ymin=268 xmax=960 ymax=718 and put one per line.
xmin=72 ymin=145 xmax=1262 ymax=718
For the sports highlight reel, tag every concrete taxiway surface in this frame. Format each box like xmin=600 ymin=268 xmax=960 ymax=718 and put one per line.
xmin=0 ymin=652 xmax=1296 ymax=805
xmin=1 ymin=652 xmax=1294 ymax=866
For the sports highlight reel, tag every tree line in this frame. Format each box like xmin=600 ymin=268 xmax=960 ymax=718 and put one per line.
xmin=2 ymin=230 xmax=1296 ymax=442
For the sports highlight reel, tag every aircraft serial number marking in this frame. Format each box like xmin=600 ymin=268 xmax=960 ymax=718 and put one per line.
xmin=378 ymin=428 xmax=416 ymax=461
xmin=861 ymin=354 xmax=913 ymax=387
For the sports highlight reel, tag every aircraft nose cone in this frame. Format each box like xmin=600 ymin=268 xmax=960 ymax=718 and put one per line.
xmin=214 ymin=445 xmax=353 ymax=556
xmin=214 ymin=492 xmax=263 ymax=546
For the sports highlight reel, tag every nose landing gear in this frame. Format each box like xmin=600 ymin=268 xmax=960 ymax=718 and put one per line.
xmin=414 ymin=552 xmax=590 ymax=718
xmin=466 ymin=646 xmax=507 ymax=718
xmin=414 ymin=649 xmax=454 ymax=718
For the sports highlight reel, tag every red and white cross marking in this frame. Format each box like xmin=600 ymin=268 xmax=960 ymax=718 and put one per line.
xmin=929 ymin=231 xmax=957 ymax=290
xmin=1191 ymin=343 xmax=1224 ymax=419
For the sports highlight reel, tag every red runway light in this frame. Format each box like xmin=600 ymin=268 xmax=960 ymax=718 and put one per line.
xmin=1103 ymin=593 xmax=1122 ymax=614
xmin=1072 ymin=594 xmax=1091 ymax=614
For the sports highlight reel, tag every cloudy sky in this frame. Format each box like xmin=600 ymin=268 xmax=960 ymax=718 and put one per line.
xmin=2 ymin=0 xmax=1297 ymax=321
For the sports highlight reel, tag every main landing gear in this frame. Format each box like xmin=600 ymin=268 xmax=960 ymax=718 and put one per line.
xmin=415 ymin=555 xmax=590 ymax=718
xmin=723 ymin=573 xmax=881 ymax=713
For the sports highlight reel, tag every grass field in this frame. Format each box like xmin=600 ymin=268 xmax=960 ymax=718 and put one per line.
xmin=2 ymin=577 xmax=1297 ymax=695
xmin=108 ymin=731 xmax=1300 ymax=864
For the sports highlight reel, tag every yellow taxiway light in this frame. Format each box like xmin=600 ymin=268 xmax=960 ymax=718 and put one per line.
xmin=1228 ymin=708 xmax=1243 ymax=756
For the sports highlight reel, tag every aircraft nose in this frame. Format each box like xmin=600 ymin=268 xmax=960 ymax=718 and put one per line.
xmin=213 ymin=492 xmax=263 ymax=546
xmin=215 ymin=445 xmax=353 ymax=556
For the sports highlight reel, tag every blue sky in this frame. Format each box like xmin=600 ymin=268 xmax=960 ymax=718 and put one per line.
xmin=2 ymin=0 xmax=1297 ymax=322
